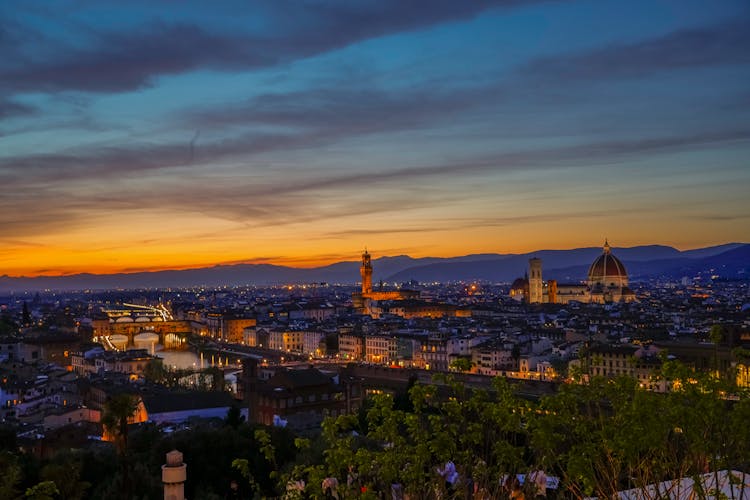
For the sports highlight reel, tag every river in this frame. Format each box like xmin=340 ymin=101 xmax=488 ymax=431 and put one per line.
xmin=155 ymin=350 xmax=200 ymax=370
xmin=155 ymin=349 xmax=240 ymax=370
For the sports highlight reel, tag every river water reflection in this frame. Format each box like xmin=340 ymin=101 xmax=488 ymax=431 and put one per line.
xmin=156 ymin=350 xmax=200 ymax=370
xmin=154 ymin=349 xmax=237 ymax=370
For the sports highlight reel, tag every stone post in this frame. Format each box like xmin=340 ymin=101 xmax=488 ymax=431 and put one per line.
xmin=162 ymin=450 xmax=186 ymax=500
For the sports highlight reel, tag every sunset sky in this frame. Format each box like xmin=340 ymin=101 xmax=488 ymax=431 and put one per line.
xmin=1 ymin=0 xmax=749 ymax=276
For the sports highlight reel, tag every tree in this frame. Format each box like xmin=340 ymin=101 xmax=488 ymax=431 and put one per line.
xmin=93 ymin=461 xmax=161 ymax=500
xmin=24 ymin=481 xmax=59 ymax=500
xmin=0 ymin=452 xmax=22 ymax=499
xmin=511 ymin=343 xmax=521 ymax=363
xmin=205 ymin=366 xmax=225 ymax=392
xmin=530 ymin=376 xmax=679 ymax=497
xmin=0 ymin=425 xmax=17 ymax=453
xmin=733 ymin=347 xmax=750 ymax=388
xmin=225 ymin=405 xmax=246 ymax=429
xmin=231 ymin=425 xmax=332 ymax=498
xmin=102 ymin=394 xmax=139 ymax=453
xmin=22 ymin=302 xmax=32 ymax=327
xmin=297 ymin=363 xmax=749 ymax=498
xmin=709 ymin=324 xmax=724 ymax=345
xmin=449 ymin=357 xmax=473 ymax=372
xmin=40 ymin=457 xmax=90 ymax=500
xmin=142 ymin=358 xmax=168 ymax=384
xmin=0 ymin=311 xmax=17 ymax=335
xmin=709 ymin=324 xmax=724 ymax=376
xmin=156 ymin=421 xmax=285 ymax=498
xmin=75 ymin=447 xmax=118 ymax=500
xmin=527 ymin=359 xmax=750 ymax=498
xmin=102 ymin=393 xmax=140 ymax=500
xmin=656 ymin=359 xmax=747 ymax=494
xmin=313 ymin=377 xmax=531 ymax=499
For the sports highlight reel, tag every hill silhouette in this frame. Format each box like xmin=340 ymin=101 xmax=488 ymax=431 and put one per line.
xmin=0 ymin=243 xmax=745 ymax=292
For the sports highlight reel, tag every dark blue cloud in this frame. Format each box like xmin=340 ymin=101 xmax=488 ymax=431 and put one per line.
xmin=1 ymin=123 xmax=744 ymax=192
xmin=0 ymin=0 xmax=548 ymax=94
xmin=522 ymin=17 xmax=750 ymax=81
xmin=0 ymin=99 xmax=35 ymax=119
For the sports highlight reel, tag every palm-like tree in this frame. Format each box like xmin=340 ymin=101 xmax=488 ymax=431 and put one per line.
xmin=102 ymin=393 xmax=139 ymax=500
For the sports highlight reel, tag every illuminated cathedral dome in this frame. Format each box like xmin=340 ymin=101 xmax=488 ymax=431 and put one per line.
xmin=510 ymin=277 xmax=528 ymax=291
xmin=587 ymin=240 xmax=628 ymax=288
xmin=509 ymin=276 xmax=529 ymax=301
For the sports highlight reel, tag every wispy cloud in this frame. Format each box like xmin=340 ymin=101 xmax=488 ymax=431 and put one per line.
xmin=0 ymin=1 xmax=546 ymax=95
xmin=3 ymin=123 xmax=744 ymax=194
xmin=689 ymin=214 xmax=750 ymax=222
xmin=183 ymin=85 xmax=485 ymax=130
xmin=1 ymin=123 xmax=745 ymax=240
xmin=0 ymin=98 xmax=35 ymax=119
xmin=522 ymin=18 xmax=750 ymax=81
xmin=323 ymin=209 xmax=646 ymax=239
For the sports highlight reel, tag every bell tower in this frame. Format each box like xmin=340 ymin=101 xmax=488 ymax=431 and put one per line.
xmin=360 ymin=249 xmax=373 ymax=294
xmin=528 ymin=257 xmax=543 ymax=304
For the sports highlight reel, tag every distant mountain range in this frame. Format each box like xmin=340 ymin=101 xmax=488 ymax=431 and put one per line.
xmin=0 ymin=243 xmax=747 ymax=292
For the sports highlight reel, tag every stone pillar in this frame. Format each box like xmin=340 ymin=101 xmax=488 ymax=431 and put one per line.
xmin=162 ymin=450 xmax=187 ymax=500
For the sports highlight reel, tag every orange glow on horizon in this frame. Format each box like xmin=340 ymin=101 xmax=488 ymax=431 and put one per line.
xmin=3 ymin=234 xmax=743 ymax=278
xmin=2 ymin=204 xmax=746 ymax=278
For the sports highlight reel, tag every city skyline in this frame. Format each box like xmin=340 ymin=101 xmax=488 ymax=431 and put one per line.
xmin=2 ymin=1 xmax=749 ymax=277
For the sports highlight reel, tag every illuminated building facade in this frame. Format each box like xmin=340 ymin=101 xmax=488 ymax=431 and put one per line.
xmin=586 ymin=240 xmax=635 ymax=303
xmin=338 ymin=334 xmax=364 ymax=361
xmin=365 ymin=335 xmax=396 ymax=364
xmin=510 ymin=240 xmax=637 ymax=304
xmin=352 ymin=249 xmax=419 ymax=315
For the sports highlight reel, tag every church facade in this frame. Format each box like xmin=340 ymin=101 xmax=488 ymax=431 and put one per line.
xmin=510 ymin=240 xmax=636 ymax=304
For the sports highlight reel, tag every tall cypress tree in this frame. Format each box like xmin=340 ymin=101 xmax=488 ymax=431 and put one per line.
xmin=22 ymin=301 xmax=31 ymax=327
